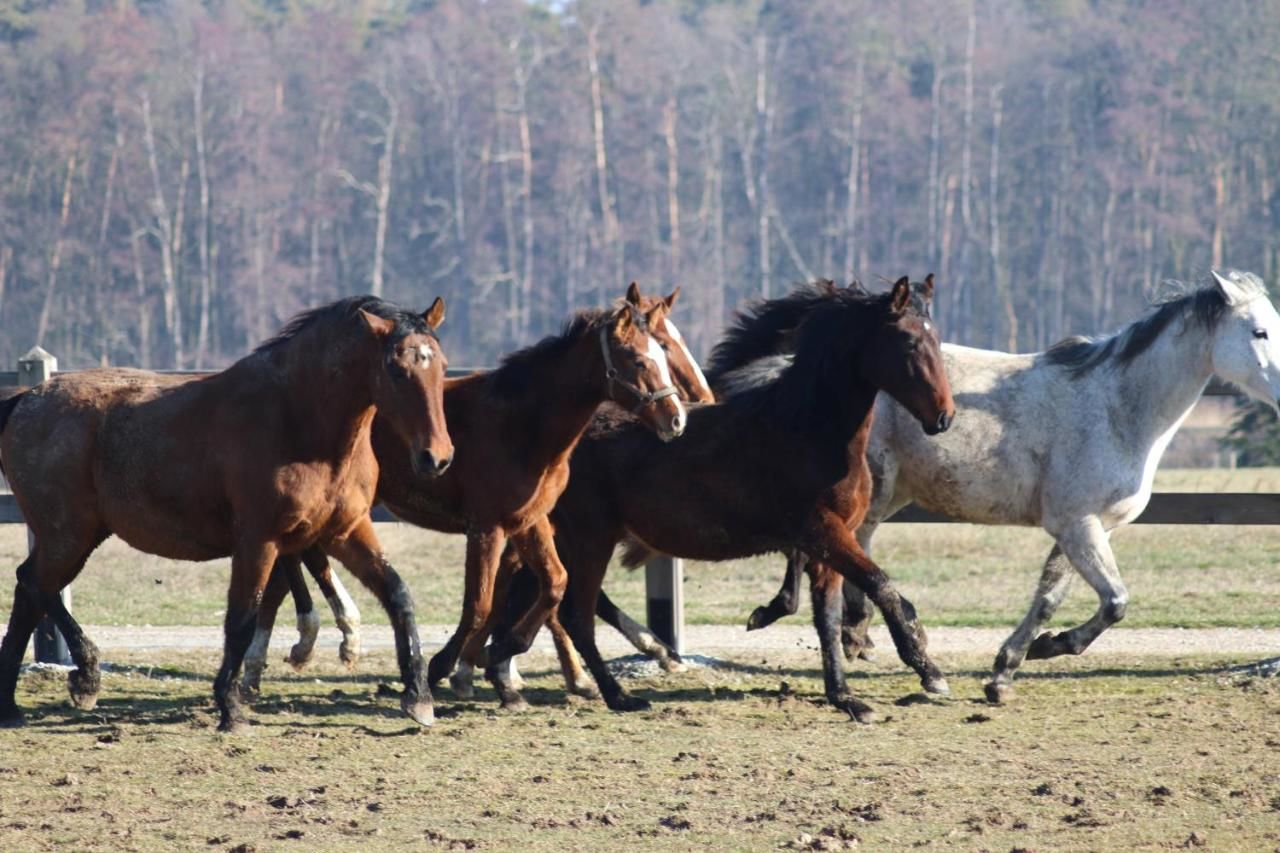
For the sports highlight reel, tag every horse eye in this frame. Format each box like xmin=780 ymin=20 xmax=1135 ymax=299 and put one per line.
xmin=1254 ymin=329 xmax=1269 ymax=340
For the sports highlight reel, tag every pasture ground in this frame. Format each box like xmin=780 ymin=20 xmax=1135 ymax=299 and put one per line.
xmin=0 ymin=649 xmax=1277 ymax=850
xmin=0 ymin=467 xmax=1278 ymax=849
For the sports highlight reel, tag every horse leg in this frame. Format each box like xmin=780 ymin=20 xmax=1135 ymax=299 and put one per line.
xmin=449 ymin=541 xmax=520 ymax=699
xmin=304 ymin=548 xmax=362 ymax=669
xmin=324 ymin=517 xmax=433 ymax=727
xmin=215 ymin=539 xmax=280 ymax=733
xmin=548 ymin=610 xmax=599 ymax=697
xmin=240 ymin=556 xmax=296 ymax=699
xmin=595 ymin=591 xmax=684 ymax=672
xmin=482 ymin=517 xmax=568 ymax=709
xmin=746 ymin=549 xmax=805 ymax=631
xmin=0 ymin=578 xmax=43 ymax=727
xmin=840 ymin=522 xmax=882 ymax=662
xmin=428 ymin=525 xmax=506 ymax=690
xmin=1025 ymin=519 xmax=1127 ymax=659
xmin=985 ymin=546 xmax=1074 ymax=703
xmin=809 ymin=560 xmax=875 ymax=722
xmin=807 ymin=512 xmax=949 ymax=698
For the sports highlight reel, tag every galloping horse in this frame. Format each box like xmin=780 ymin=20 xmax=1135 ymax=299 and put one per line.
xmin=0 ymin=296 xmax=452 ymax=732
xmin=238 ymin=284 xmax=690 ymax=703
xmin=727 ymin=269 xmax=1280 ymax=702
xmin=483 ymin=277 xmax=955 ymax=721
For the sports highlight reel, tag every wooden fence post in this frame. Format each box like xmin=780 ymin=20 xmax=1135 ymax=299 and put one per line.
xmin=18 ymin=347 xmax=70 ymax=666
xmin=644 ymin=554 xmax=684 ymax=657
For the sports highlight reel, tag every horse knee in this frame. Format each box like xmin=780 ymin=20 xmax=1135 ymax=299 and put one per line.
xmin=1103 ymin=592 xmax=1128 ymax=624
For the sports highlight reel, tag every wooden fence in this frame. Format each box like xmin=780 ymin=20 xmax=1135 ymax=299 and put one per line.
xmin=2 ymin=348 xmax=1275 ymax=664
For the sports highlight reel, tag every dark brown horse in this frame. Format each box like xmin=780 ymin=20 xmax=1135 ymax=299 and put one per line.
xmin=239 ymin=284 xmax=689 ymax=702
xmin=0 ymin=296 xmax=452 ymax=733
xmin=482 ymin=277 xmax=955 ymax=721
xmin=243 ymin=287 xmax=714 ymax=692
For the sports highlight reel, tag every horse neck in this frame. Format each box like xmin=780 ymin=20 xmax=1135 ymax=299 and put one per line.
xmin=510 ymin=330 xmax=609 ymax=464
xmin=277 ymin=331 xmax=378 ymax=460
xmin=1111 ymin=315 xmax=1213 ymax=445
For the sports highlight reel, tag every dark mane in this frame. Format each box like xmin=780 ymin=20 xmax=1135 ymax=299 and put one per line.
xmin=490 ymin=307 xmax=646 ymax=396
xmin=254 ymin=295 xmax=435 ymax=353
xmin=1042 ymin=284 xmax=1230 ymax=379
xmin=705 ymin=279 xmax=845 ymax=385
xmin=726 ymin=287 xmax=897 ymax=430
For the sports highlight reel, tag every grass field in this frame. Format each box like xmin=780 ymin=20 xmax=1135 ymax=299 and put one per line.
xmin=1 ymin=649 xmax=1277 ymax=850
xmin=1 ymin=468 xmax=1278 ymax=632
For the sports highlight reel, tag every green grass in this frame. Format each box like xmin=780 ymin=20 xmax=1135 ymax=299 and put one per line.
xmin=1 ymin=468 xmax=1279 ymax=630
xmin=0 ymin=649 xmax=1277 ymax=850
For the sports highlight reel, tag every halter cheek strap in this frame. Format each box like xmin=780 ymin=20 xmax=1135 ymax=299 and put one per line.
xmin=599 ymin=325 xmax=679 ymax=413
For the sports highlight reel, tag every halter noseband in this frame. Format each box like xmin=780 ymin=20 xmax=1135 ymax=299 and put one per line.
xmin=598 ymin=324 xmax=679 ymax=413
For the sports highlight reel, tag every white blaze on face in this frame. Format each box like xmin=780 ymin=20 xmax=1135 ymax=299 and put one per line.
xmin=664 ymin=319 xmax=713 ymax=397
xmin=417 ymin=343 xmax=433 ymax=366
xmin=645 ymin=336 xmax=675 ymax=387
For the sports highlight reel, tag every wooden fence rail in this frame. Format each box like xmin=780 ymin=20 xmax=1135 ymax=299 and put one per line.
xmin=2 ymin=351 xmax=1272 ymax=663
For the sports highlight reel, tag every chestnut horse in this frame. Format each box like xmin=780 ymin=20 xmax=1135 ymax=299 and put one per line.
xmin=239 ymin=284 xmax=690 ymax=702
xmin=248 ymin=288 xmax=713 ymax=689
xmin=483 ymin=277 xmax=955 ymax=721
xmin=0 ymin=296 xmax=452 ymax=732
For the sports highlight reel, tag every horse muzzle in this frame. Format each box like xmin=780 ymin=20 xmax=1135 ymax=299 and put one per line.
xmin=924 ymin=410 xmax=953 ymax=436
xmin=413 ymin=449 xmax=454 ymax=477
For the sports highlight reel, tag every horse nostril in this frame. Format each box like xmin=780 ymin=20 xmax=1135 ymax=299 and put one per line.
xmin=672 ymin=412 xmax=686 ymax=434
xmin=936 ymin=411 xmax=952 ymax=433
xmin=433 ymin=452 xmax=453 ymax=475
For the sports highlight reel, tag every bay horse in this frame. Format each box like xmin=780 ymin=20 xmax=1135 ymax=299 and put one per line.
xmin=237 ymin=284 xmax=691 ymax=701
xmin=0 ymin=296 xmax=453 ymax=732
xmin=722 ymin=269 xmax=1280 ymax=702
xmin=482 ymin=277 xmax=956 ymax=721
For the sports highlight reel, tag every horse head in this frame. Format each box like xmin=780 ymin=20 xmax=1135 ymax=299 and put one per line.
xmin=599 ymin=283 xmax=688 ymax=441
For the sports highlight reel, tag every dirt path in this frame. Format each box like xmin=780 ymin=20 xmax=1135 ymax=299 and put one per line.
xmin=75 ymin=623 xmax=1280 ymax=658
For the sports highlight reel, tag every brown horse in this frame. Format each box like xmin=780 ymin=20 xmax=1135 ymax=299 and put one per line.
xmin=239 ymin=284 xmax=690 ymax=702
xmin=483 ymin=277 xmax=954 ymax=721
xmin=0 ymin=296 xmax=452 ymax=732
xmin=243 ymin=287 xmax=714 ymax=691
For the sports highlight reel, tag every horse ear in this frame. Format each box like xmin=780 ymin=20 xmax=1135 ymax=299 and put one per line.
xmin=625 ymin=281 xmax=643 ymax=307
xmin=1211 ymin=269 xmax=1246 ymax=305
xmin=423 ymin=297 xmax=446 ymax=330
xmin=663 ymin=286 xmax=681 ymax=310
xmin=919 ymin=273 xmax=936 ymax=301
xmin=612 ymin=304 xmax=635 ymax=333
xmin=358 ymin=308 xmax=397 ymax=337
xmin=890 ymin=276 xmax=911 ymax=313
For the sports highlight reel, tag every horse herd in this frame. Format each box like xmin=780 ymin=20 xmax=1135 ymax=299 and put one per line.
xmin=0 ymin=269 xmax=1277 ymax=733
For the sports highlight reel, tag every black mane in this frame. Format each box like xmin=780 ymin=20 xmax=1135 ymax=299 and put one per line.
xmin=490 ymin=306 xmax=647 ymax=397
xmin=254 ymin=295 xmax=436 ymax=353
xmin=726 ymin=287 xmax=898 ymax=431
xmin=705 ymin=279 xmax=844 ymax=386
xmin=1042 ymin=285 xmax=1229 ymax=379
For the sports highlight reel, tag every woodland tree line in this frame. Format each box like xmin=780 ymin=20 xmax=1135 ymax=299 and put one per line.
xmin=1 ymin=0 xmax=1277 ymax=369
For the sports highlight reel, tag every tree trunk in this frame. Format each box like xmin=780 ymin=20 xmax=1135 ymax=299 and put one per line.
xmin=662 ymin=93 xmax=681 ymax=283
xmin=371 ymin=80 xmax=398 ymax=299
xmin=586 ymin=24 xmax=621 ymax=295
xmin=989 ymin=85 xmax=1015 ymax=351
xmin=843 ymin=58 xmax=864 ymax=286
xmin=36 ymin=144 xmax=80 ymax=346
xmin=141 ymin=91 xmax=183 ymax=366
xmin=194 ymin=58 xmax=213 ymax=368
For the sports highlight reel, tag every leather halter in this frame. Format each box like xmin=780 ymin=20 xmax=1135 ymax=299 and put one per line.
xmin=598 ymin=324 xmax=679 ymax=413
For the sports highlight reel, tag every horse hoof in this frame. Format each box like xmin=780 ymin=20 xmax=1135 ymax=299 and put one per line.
xmin=745 ymin=607 xmax=769 ymax=632
xmin=286 ymin=647 xmax=314 ymax=672
xmin=1024 ymin=632 xmax=1060 ymax=660
xmin=832 ymin=694 xmax=876 ymax=723
xmin=401 ymin=694 xmax=435 ymax=727
xmin=0 ymin=709 xmax=26 ymax=729
xmin=449 ymin=672 xmax=475 ymax=700
xmin=608 ymin=693 xmax=651 ymax=713
xmin=218 ymin=713 xmax=251 ymax=735
xmin=499 ymin=695 xmax=530 ymax=714
xmin=984 ymin=681 xmax=1014 ymax=704
xmin=67 ymin=670 xmax=100 ymax=711
xmin=658 ymin=656 xmax=687 ymax=674
xmin=569 ymin=681 xmax=602 ymax=701
xmin=339 ymin=641 xmax=360 ymax=671
xmin=238 ymin=683 xmax=260 ymax=704
xmin=923 ymin=677 xmax=950 ymax=697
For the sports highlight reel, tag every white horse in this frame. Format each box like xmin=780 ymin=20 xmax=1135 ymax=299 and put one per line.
xmin=737 ymin=269 xmax=1280 ymax=701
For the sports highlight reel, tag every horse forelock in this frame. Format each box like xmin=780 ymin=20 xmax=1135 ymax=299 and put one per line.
xmin=1043 ymin=281 xmax=1235 ymax=380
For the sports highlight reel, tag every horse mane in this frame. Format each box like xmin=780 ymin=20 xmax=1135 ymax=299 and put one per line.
xmin=490 ymin=306 xmax=648 ymax=397
xmin=726 ymin=287 xmax=896 ymax=430
xmin=254 ymin=295 xmax=436 ymax=353
xmin=1042 ymin=274 xmax=1263 ymax=378
xmin=705 ymin=279 xmax=849 ymax=385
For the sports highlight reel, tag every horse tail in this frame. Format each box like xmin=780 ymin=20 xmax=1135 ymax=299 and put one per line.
xmin=619 ymin=536 xmax=656 ymax=570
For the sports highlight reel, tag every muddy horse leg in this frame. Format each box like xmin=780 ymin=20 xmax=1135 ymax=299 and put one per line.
xmin=808 ymin=561 xmax=874 ymax=722
xmin=240 ymin=556 xmax=299 ymax=698
xmin=807 ymin=513 xmax=948 ymax=699
xmin=303 ymin=548 xmax=362 ymax=669
xmin=596 ymin=591 xmax=684 ymax=672
xmin=428 ymin=525 xmax=507 ymax=690
xmin=214 ymin=539 xmax=281 ymax=733
xmin=985 ymin=546 xmax=1074 ymax=703
xmin=325 ymin=517 xmax=433 ymax=726
xmin=746 ymin=549 xmax=806 ymax=632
